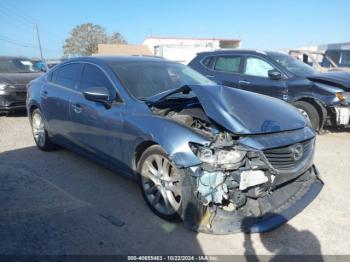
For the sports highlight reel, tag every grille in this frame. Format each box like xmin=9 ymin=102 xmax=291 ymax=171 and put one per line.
xmin=263 ymin=139 xmax=314 ymax=170
xmin=15 ymin=91 xmax=26 ymax=99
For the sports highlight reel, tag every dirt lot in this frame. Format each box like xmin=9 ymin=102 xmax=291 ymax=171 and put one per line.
xmin=0 ymin=114 xmax=350 ymax=256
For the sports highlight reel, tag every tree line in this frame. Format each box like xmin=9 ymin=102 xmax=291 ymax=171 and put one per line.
xmin=63 ymin=23 xmax=127 ymax=56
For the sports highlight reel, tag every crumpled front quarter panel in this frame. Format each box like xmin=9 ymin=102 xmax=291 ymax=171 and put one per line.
xmin=123 ymin=112 xmax=210 ymax=168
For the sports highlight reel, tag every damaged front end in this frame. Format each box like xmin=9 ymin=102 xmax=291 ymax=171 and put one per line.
xmin=183 ymin=132 xmax=323 ymax=234
xmin=148 ymin=85 xmax=323 ymax=234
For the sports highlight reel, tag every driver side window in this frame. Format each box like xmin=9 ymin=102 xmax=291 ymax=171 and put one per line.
xmin=80 ymin=64 xmax=113 ymax=93
xmin=244 ymin=57 xmax=275 ymax=77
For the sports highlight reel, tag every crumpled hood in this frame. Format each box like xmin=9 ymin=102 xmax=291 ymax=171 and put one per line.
xmin=148 ymin=85 xmax=307 ymax=135
xmin=308 ymin=71 xmax=350 ymax=91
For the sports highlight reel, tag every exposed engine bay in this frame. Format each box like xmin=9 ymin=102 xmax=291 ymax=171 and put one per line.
xmin=148 ymin=95 xmax=322 ymax=233
xmin=150 ymin=99 xmax=280 ymax=211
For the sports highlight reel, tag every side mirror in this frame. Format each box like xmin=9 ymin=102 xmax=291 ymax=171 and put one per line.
xmin=83 ymin=86 xmax=112 ymax=109
xmin=268 ymin=69 xmax=282 ymax=80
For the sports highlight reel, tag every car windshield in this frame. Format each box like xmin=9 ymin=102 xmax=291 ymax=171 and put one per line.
xmin=108 ymin=61 xmax=214 ymax=100
xmin=0 ymin=58 xmax=39 ymax=73
xmin=269 ymin=53 xmax=317 ymax=77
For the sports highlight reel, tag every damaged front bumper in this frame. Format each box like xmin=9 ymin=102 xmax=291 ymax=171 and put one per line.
xmin=188 ymin=165 xmax=323 ymax=234
xmin=333 ymin=106 xmax=350 ymax=126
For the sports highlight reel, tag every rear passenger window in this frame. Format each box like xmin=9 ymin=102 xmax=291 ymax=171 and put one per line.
xmin=80 ymin=64 xmax=113 ymax=92
xmin=214 ymin=56 xmax=241 ymax=73
xmin=202 ymin=56 xmax=212 ymax=68
xmin=51 ymin=64 xmax=81 ymax=90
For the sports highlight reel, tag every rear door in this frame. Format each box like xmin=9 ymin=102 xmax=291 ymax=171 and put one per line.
xmin=239 ymin=56 xmax=288 ymax=100
xmin=209 ymin=55 xmax=243 ymax=88
xmin=41 ymin=63 xmax=82 ymax=139
xmin=69 ymin=63 xmax=125 ymax=163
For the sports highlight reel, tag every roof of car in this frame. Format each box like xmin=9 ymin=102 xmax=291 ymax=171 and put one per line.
xmin=197 ymin=49 xmax=288 ymax=57
xmin=67 ymin=55 xmax=168 ymax=64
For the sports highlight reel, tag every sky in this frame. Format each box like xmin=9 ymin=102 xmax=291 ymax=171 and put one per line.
xmin=0 ymin=0 xmax=349 ymax=59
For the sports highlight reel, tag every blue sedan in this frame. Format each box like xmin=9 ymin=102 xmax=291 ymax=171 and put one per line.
xmin=26 ymin=56 xmax=323 ymax=234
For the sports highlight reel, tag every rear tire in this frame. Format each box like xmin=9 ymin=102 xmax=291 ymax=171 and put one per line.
xmin=294 ymin=101 xmax=320 ymax=130
xmin=31 ymin=108 xmax=57 ymax=151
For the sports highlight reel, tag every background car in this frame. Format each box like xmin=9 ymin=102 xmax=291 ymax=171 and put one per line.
xmin=322 ymin=49 xmax=350 ymax=71
xmin=26 ymin=56 xmax=322 ymax=234
xmin=0 ymin=56 xmax=42 ymax=113
xmin=188 ymin=50 xmax=350 ymax=130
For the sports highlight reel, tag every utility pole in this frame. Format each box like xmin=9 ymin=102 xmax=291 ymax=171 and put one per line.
xmin=35 ymin=23 xmax=47 ymax=70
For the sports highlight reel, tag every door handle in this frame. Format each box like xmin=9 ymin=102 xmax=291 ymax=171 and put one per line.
xmin=72 ymin=103 xmax=82 ymax=114
xmin=205 ymin=75 xmax=215 ymax=78
xmin=41 ymin=90 xmax=48 ymax=99
xmin=239 ymin=80 xmax=251 ymax=85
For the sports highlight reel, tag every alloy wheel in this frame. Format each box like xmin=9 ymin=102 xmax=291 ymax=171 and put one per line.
xmin=141 ymin=154 xmax=182 ymax=216
xmin=32 ymin=112 xmax=46 ymax=147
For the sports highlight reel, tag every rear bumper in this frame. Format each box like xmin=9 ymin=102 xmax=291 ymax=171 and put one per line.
xmin=195 ymin=165 xmax=323 ymax=234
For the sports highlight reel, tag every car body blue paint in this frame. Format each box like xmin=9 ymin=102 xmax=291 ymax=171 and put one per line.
xmin=27 ymin=56 xmax=314 ymax=174
xmin=26 ymin=56 xmax=323 ymax=233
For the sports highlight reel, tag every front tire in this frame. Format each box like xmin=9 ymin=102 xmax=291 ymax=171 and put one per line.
xmin=137 ymin=145 xmax=182 ymax=222
xmin=31 ymin=108 xmax=57 ymax=151
xmin=294 ymin=101 xmax=320 ymax=130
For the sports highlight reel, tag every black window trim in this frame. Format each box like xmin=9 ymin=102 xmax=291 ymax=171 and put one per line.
xmin=49 ymin=61 xmax=124 ymax=104
xmin=79 ymin=62 xmax=124 ymax=104
xmin=200 ymin=54 xmax=244 ymax=74
xmin=48 ymin=62 xmax=83 ymax=93
xmin=213 ymin=55 xmax=243 ymax=74
xmin=199 ymin=55 xmax=215 ymax=69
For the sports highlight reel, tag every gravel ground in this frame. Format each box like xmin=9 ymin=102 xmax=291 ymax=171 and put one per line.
xmin=0 ymin=114 xmax=350 ymax=256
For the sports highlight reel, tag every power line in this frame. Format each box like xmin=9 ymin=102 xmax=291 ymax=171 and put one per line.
xmin=0 ymin=11 xmax=34 ymax=32
xmin=1 ymin=0 xmax=36 ymax=24
xmin=0 ymin=4 xmax=34 ymax=27
xmin=0 ymin=35 xmax=37 ymax=47
xmin=0 ymin=37 xmax=36 ymax=48
xmin=0 ymin=35 xmax=60 ymax=52
xmin=0 ymin=2 xmax=62 ymax=57
xmin=0 ymin=1 xmax=63 ymax=43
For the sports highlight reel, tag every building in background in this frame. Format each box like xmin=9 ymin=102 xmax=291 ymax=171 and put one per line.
xmin=292 ymin=41 xmax=350 ymax=52
xmin=95 ymin=44 xmax=152 ymax=56
xmin=143 ymin=36 xmax=241 ymax=64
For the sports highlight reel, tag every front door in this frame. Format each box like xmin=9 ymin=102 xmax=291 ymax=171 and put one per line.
xmin=69 ymin=63 xmax=125 ymax=164
xmin=239 ymin=56 xmax=288 ymax=100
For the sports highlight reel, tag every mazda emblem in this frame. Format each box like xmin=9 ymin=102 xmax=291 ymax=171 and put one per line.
xmin=292 ymin=144 xmax=304 ymax=161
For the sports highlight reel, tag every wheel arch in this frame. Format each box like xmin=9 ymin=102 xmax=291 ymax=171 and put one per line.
xmin=293 ymin=97 xmax=327 ymax=129
xmin=132 ymin=140 xmax=158 ymax=173
xmin=28 ymin=102 xmax=41 ymax=120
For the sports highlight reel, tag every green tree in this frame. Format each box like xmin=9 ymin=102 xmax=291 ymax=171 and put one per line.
xmin=108 ymin=32 xmax=127 ymax=44
xmin=63 ymin=23 xmax=127 ymax=56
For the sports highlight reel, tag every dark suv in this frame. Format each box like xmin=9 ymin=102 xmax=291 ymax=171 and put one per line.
xmin=189 ymin=50 xmax=350 ymax=130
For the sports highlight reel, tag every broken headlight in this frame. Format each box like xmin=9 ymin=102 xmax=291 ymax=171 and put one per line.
xmin=190 ymin=143 xmax=246 ymax=169
xmin=336 ymin=92 xmax=350 ymax=104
